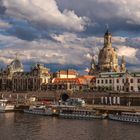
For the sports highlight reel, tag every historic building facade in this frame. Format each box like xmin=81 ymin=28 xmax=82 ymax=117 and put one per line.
xmin=0 ymin=57 xmax=24 ymax=91
xmin=46 ymin=75 xmax=95 ymax=91
xmin=44 ymin=69 xmax=95 ymax=91
xmin=88 ymin=30 xmax=140 ymax=93
xmin=0 ymin=58 xmax=51 ymax=92
xmin=46 ymin=69 xmax=79 ymax=91
xmin=95 ymin=72 xmax=140 ymax=92
xmin=12 ymin=64 xmax=50 ymax=92
xmin=89 ymin=30 xmax=126 ymax=75
xmin=53 ymin=69 xmax=78 ymax=78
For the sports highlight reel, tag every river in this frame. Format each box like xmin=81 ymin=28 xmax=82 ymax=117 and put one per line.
xmin=0 ymin=112 xmax=140 ymax=140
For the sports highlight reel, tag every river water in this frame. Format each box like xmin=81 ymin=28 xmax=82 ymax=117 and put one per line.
xmin=0 ymin=112 xmax=140 ymax=140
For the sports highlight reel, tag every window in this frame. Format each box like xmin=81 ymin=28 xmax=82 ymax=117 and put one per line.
xmin=130 ymin=79 xmax=133 ymax=83
xmin=138 ymin=86 xmax=140 ymax=91
xmin=126 ymin=78 xmax=129 ymax=83
xmin=137 ymin=79 xmax=140 ymax=83
xmin=116 ymin=79 xmax=119 ymax=83
xmin=109 ymin=79 xmax=112 ymax=84
xmin=97 ymin=80 xmax=100 ymax=84
xmin=122 ymin=79 xmax=125 ymax=83
xmin=101 ymin=80 xmax=104 ymax=84
xmin=131 ymin=86 xmax=134 ymax=91
xmin=117 ymin=86 xmax=119 ymax=91
xmin=105 ymin=80 xmax=108 ymax=84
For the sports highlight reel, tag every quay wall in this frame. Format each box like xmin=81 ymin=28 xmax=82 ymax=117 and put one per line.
xmin=1 ymin=91 xmax=140 ymax=106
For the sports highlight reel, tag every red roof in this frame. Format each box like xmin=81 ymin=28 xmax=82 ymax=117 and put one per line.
xmin=57 ymin=69 xmax=78 ymax=75
xmin=52 ymin=78 xmax=85 ymax=84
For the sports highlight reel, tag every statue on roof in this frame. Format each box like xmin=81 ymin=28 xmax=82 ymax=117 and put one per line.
xmin=120 ymin=55 xmax=126 ymax=72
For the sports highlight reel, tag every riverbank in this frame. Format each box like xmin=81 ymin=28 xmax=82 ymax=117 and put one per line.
xmin=1 ymin=91 xmax=140 ymax=106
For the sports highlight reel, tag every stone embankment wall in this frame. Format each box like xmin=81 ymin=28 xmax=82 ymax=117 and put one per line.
xmin=1 ymin=91 xmax=140 ymax=105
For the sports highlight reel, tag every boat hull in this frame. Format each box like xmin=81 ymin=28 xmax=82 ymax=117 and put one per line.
xmin=24 ymin=109 xmax=53 ymax=116
xmin=59 ymin=113 xmax=106 ymax=120
xmin=0 ymin=105 xmax=15 ymax=113
xmin=108 ymin=114 xmax=140 ymax=123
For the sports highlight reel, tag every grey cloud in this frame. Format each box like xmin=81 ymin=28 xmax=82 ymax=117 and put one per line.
xmin=57 ymin=0 xmax=140 ymax=35
xmin=0 ymin=33 xmax=140 ymax=72
xmin=0 ymin=0 xmax=140 ymax=72
xmin=1 ymin=0 xmax=89 ymax=32
xmin=0 ymin=19 xmax=11 ymax=28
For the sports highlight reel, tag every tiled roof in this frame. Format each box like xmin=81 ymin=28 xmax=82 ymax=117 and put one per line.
xmin=57 ymin=69 xmax=78 ymax=75
xmin=52 ymin=78 xmax=86 ymax=84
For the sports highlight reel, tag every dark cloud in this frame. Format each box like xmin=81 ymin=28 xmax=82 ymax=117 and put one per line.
xmin=0 ymin=0 xmax=5 ymax=14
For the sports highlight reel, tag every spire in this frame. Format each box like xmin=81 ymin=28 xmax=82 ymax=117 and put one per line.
xmin=105 ymin=24 xmax=111 ymax=36
xmin=105 ymin=24 xmax=109 ymax=35
xmin=104 ymin=24 xmax=112 ymax=47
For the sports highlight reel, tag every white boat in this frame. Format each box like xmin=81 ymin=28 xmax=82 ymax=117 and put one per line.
xmin=0 ymin=99 xmax=15 ymax=112
xmin=108 ymin=112 xmax=140 ymax=123
xmin=24 ymin=105 xmax=53 ymax=116
xmin=59 ymin=107 xmax=107 ymax=120
xmin=65 ymin=98 xmax=86 ymax=107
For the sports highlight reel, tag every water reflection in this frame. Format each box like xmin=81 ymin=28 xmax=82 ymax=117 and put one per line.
xmin=0 ymin=113 xmax=140 ymax=140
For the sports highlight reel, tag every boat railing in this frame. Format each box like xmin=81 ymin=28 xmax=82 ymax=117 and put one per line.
xmin=121 ymin=112 xmax=140 ymax=118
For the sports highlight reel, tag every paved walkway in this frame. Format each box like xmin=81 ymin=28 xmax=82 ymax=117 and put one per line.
xmin=87 ymin=105 xmax=140 ymax=112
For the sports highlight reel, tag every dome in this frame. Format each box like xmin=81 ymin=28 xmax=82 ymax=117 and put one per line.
xmin=8 ymin=58 xmax=23 ymax=73
xmin=98 ymin=47 xmax=119 ymax=72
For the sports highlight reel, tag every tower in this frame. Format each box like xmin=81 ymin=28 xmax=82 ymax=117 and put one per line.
xmin=120 ymin=56 xmax=126 ymax=72
xmin=98 ymin=28 xmax=119 ymax=72
xmin=89 ymin=55 xmax=97 ymax=75
xmin=88 ymin=27 xmax=125 ymax=76
xmin=104 ymin=29 xmax=112 ymax=48
xmin=91 ymin=55 xmax=96 ymax=69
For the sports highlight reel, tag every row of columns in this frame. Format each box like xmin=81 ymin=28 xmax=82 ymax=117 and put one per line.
xmin=12 ymin=78 xmax=41 ymax=92
xmin=101 ymin=96 xmax=121 ymax=105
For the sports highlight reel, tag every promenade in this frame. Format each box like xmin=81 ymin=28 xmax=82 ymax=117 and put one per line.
xmin=1 ymin=91 xmax=140 ymax=113
xmin=87 ymin=105 xmax=140 ymax=112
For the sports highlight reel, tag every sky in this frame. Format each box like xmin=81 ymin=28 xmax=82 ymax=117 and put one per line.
xmin=0 ymin=0 xmax=140 ymax=73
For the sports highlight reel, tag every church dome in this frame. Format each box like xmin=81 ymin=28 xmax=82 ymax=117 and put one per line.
xmin=98 ymin=29 xmax=119 ymax=72
xmin=8 ymin=58 xmax=23 ymax=73
xmin=99 ymin=47 xmax=118 ymax=64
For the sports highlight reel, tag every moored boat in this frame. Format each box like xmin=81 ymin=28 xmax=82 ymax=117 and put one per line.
xmin=59 ymin=107 xmax=107 ymax=120
xmin=108 ymin=112 xmax=140 ymax=123
xmin=24 ymin=105 xmax=53 ymax=116
xmin=0 ymin=99 xmax=15 ymax=112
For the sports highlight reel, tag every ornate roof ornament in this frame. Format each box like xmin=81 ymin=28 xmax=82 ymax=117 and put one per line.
xmin=8 ymin=55 xmax=23 ymax=73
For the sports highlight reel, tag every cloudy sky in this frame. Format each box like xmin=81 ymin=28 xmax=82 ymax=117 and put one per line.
xmin=0 ymin=0 xmax=140 ymax=72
